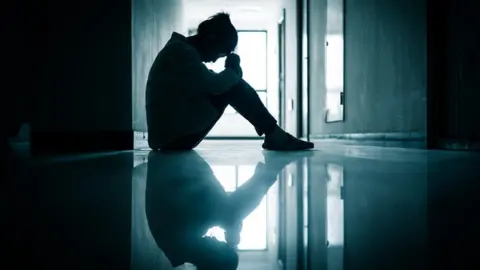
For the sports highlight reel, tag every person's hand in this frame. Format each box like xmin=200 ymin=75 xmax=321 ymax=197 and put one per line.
xmin=225 ymin=53 xmax=243 ymax=78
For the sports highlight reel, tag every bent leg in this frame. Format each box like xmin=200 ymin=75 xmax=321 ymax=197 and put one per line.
xmin=216 ymin=79 xmax=313 ymax=151
xmin=213 ymin=79 xmax=278 ymax=136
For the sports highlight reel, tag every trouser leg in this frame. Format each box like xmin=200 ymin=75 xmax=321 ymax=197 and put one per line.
xmin=161 ymin=79 xmax=277 ymax=150
xmin=211 ymin=79 xmax=277 ymax=136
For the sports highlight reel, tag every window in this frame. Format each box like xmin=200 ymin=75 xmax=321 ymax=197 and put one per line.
xmin=236 ymin=31 xmax=268 ymax=90
xmin=202 ymin=30 xmax=269 ymax=114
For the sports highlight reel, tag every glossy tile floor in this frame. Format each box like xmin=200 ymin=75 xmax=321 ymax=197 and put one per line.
xmin=4 ymin=140 xmax=480 ymax=270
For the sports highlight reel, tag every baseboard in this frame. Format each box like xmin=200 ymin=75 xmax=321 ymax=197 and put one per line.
xmin=310 ymin=132 xmax=426 ymax=141
xmin=31 ymin=131 xmax=133 ymax=155
xmin=310 ymin=133 xmax=480 ymax=151
xmin=438 ymin=139 xmax=480 ymax=152
xmin=310 ymin=132 xmax=427 ymax=148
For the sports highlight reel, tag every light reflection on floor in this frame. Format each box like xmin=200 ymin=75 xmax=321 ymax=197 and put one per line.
xmin=12 ymin=139 xmax=480 ymax=270
xmin=207 ymin=165 xmax=268 ymax=251
xmin=326 ymin=163 xmax=344 ymax=270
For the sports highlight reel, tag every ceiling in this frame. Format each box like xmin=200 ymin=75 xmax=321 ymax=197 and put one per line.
xmin=184 ymin=0 xmax=282 ymax=29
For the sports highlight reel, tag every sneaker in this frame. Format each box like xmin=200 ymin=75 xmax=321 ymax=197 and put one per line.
xmin=263 ymin=132 xmax=314 ymax=151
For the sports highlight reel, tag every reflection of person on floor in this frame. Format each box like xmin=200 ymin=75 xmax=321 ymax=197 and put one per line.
xmin=145 ymin=151 xmax=309 ymax=269
xmin=146 ymin=12 xmax=314 ymax=151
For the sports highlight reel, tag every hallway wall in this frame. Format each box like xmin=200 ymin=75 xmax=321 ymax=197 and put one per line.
xmin=4 ymin=0 xmax=33 ymax=141
xmin=30 ymin=0 xmax=134 ymax=153
xmin=308 ymin=0 xmax=427 ymax=137
xmin=428 ymin=0 xmax=480 ymax=147
xmin=132 ymin=0 xmax=186 ymax=132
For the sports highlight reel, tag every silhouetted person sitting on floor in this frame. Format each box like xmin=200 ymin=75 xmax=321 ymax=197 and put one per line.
xmin=146 ymin=12 xmax=314 ymax=151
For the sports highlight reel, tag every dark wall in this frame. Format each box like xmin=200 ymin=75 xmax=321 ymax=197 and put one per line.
xmin=4 ymin=0 xmax=37 ymax=143
xmin=132 ymin=0 xmax=184 ymax=132
xmin=309 ymin=0 xmax=427 ymax=136
xmin=29 ymin=0 xmax=133 ymax=153
xmin=429 ymin=0 xmax=480 ymax=146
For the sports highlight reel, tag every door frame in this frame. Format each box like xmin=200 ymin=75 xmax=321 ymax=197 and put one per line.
xmin=278 ymin=9 xmax=287 ymax=130
xmin=298 ymin=0 xmax=311 ymax=140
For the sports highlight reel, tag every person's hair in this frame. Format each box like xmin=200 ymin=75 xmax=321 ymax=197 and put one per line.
xmin=197 ymin=12 xmax=238 ymax=53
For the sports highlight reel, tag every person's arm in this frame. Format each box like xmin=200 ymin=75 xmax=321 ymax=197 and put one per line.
xmin=176 ymin=47 xmax=241 ymax=96
xmin=225 ymin=53 xmax=243 ymax=78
